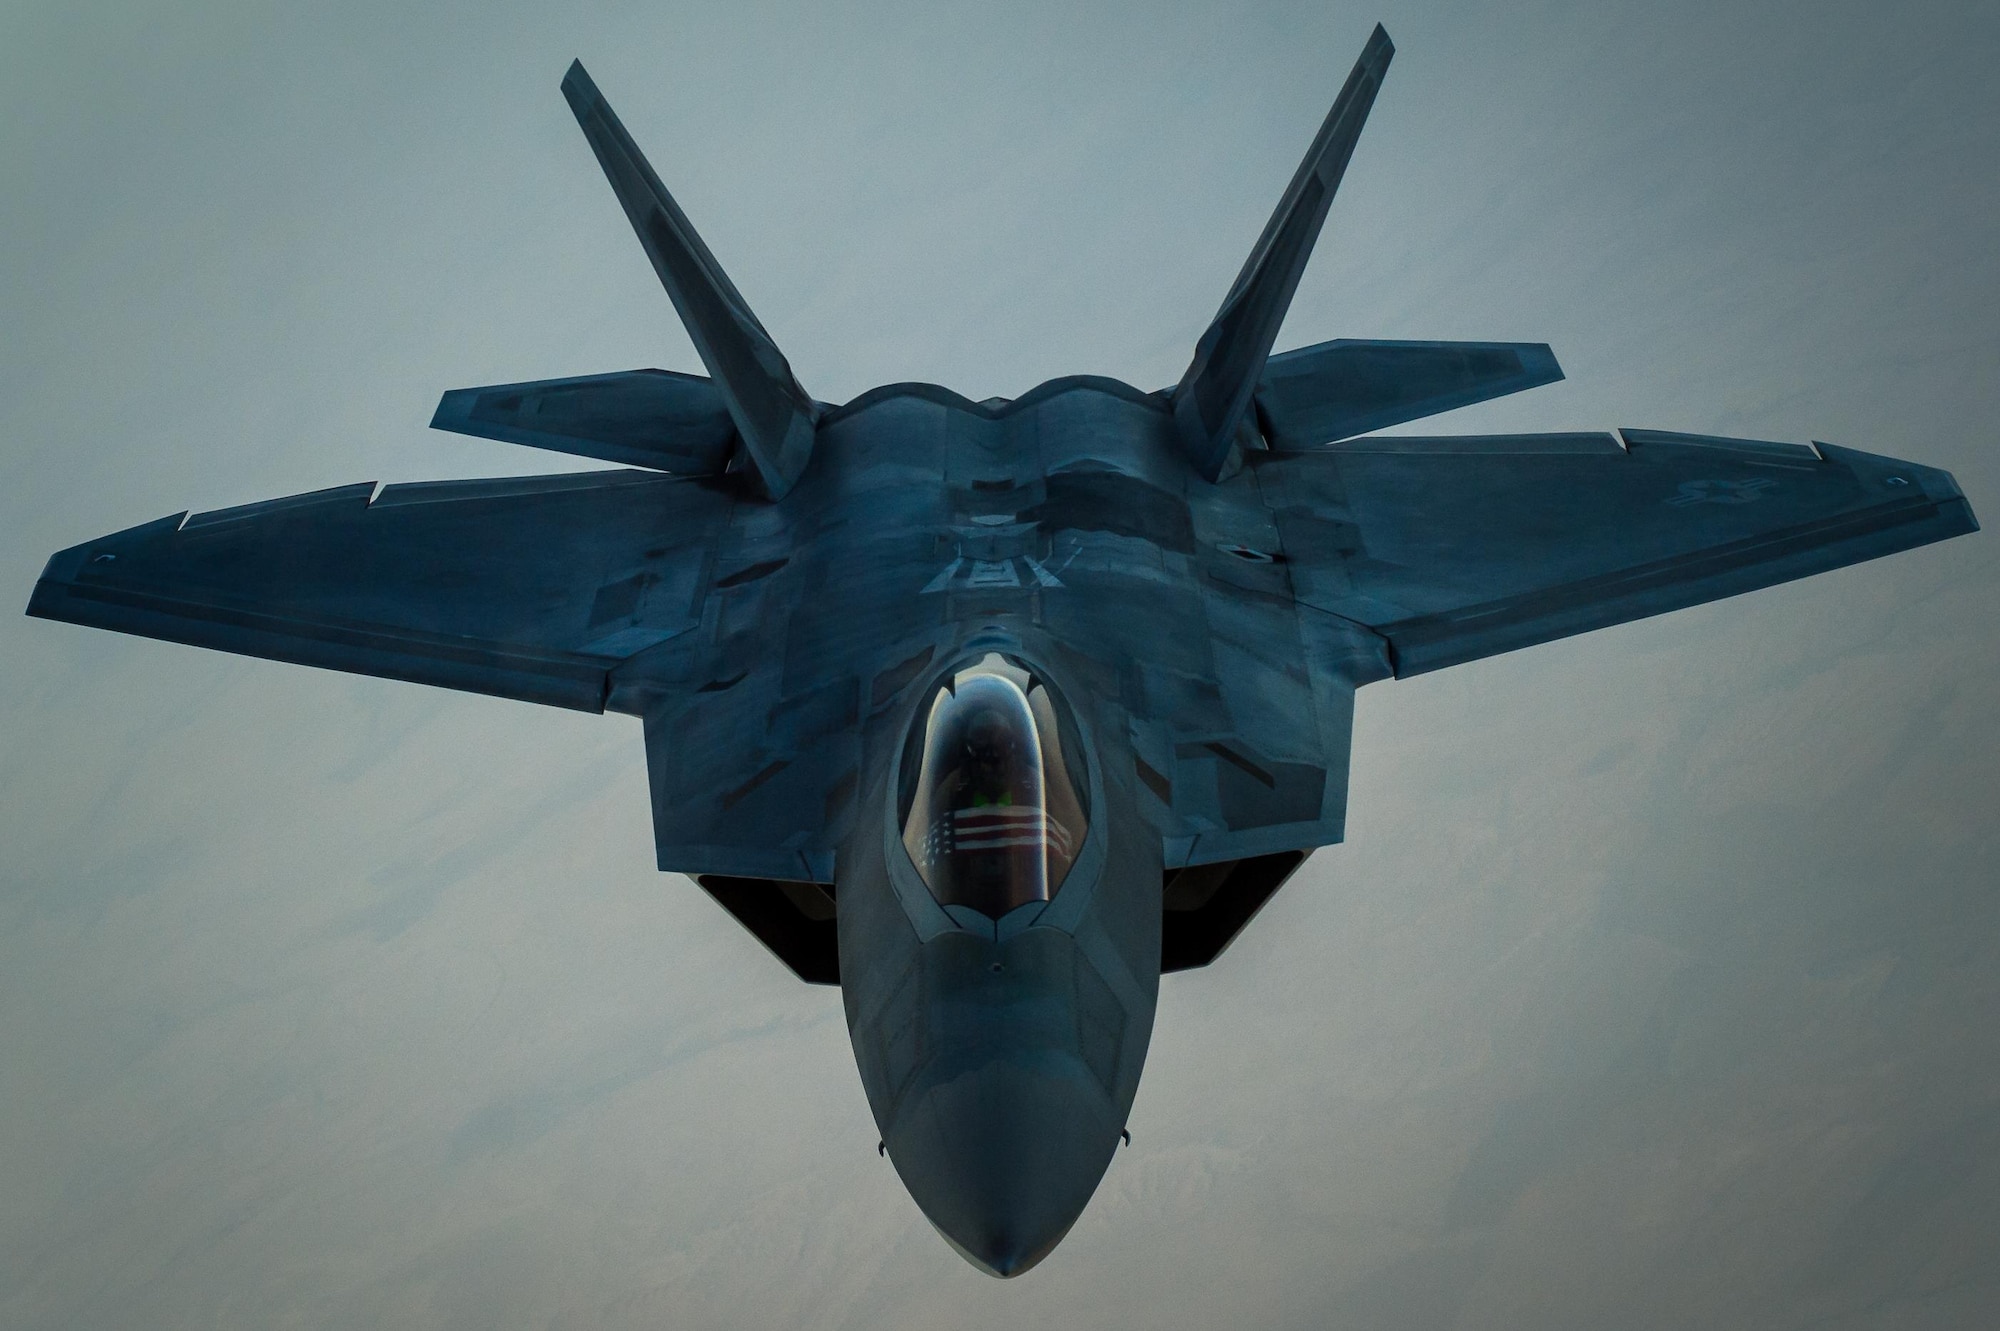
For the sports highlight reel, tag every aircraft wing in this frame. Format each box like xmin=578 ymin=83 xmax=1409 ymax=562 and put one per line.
xmin=27 ymin=469 xmax=731 ymax=711
xmin=29 ymin=465 xmax=885 ymax=888
xmin=1255 ymin=428 xmax=1977 ymax=677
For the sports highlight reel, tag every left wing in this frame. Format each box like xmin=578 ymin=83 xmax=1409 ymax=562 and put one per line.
xmin=1256 ymin=428 xmax=1977 ymax=677
xmin=28 ymin=470 xmax=730 ymax=711
xmin=31 ymin=466 xmax=873 ymax=963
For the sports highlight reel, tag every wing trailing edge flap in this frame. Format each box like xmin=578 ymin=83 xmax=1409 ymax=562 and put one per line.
xmin=1171 ymin=24 xmax=1394 ymax=481
xmin=1261 ymin=428 xmax=1978 ymax=679
xmin=562 ymin=62 xmax=817 ymax=499
xmin=26 ymin=469 xmax=729 ymax=712
xmin=1257 ymin=339 xmax=1563 ymax=448
xmin=431 ymin=368 xmax=737 ymax=475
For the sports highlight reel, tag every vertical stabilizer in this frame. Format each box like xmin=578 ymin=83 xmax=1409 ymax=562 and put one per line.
xmin=1172 ymin=25 xmax=1394 ymax=481
xmin=562 ymin=61 xmax=817 ymax=499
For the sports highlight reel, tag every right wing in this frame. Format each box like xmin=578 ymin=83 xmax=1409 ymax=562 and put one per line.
xmin=1256 ymin=428 xmax=1977 ymax=678
xmin=28 ymin=469 xmax=731 ymax=711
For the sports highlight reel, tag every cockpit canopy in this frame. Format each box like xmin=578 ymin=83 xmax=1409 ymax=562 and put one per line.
xmin=899 ymin=656 xmax=1089 ymax=919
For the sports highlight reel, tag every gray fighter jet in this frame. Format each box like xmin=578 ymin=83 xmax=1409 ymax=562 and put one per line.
xmin=27 ymin=26 xmax=1977 ymax=1276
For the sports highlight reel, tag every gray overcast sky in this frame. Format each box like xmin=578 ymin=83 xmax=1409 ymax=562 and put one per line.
xmin=3 ymin=1 xmax=1997 ymax=1327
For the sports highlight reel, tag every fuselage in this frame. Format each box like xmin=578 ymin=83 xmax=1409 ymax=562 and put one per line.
xmin=838 ymin=643 xmax=1162 ymax=1276
xmin=794 ymin=379 xmax=1186 ymax=1275
xmin=596 ymin=369 xmax=1338 ymax=1279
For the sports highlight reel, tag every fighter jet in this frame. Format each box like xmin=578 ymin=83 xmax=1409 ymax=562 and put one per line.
xmin=27 ymin=26 xmax=1976 ymax=1276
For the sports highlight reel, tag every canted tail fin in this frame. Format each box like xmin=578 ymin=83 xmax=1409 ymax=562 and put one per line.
xmin=1172 ymin=24 xmax=1394 ymax=481
xmin=562 ymin=61 xmax=817 ymax=499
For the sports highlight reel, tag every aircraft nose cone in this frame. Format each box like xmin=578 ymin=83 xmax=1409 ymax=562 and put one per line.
xmin=890 ymin=1051 xmax=1121 ymax=1278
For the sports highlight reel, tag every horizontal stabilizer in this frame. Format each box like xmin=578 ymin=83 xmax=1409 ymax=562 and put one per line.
xmin=562 ymin=61 xmax=817 ymax=499
xmin=1173 ymin=24 xmax=1394 ymax=481
xmin=1257 ymin=339 xmax=1562 ymax=448
xmin=431 ymin=369 xmax=736 ymax=474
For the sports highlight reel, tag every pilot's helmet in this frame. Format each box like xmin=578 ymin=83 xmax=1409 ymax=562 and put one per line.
xmin=951 ymin=685 xmax=1034 ymax=807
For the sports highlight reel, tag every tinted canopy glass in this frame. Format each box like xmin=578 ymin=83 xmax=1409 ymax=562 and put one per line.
xmin=900 ymin=660 xmax=1086 ymax=918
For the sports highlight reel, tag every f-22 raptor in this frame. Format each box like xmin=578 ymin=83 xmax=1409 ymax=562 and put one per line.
xmin=28 ymin=26 xmax=1976 ymax=1275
